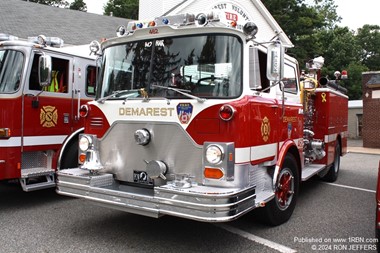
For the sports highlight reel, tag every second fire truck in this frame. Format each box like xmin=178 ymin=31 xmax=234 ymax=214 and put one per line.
xmin=0 ymin=34 xmax=96 ymax=191
xmin=57 ymin=10 xmax=348 ymax=225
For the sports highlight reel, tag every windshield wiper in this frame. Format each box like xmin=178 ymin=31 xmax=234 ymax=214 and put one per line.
xmin=152 ymin=85 xmax=206 ymax=103
xmin=96 ymin=90 xmax=129 ymax=104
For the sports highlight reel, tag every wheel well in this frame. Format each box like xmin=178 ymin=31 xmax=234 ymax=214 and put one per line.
xmin=336 ymin=135 xmax=342 ymax=155
xmin=58 ymin=129 xmax=83 ymax=170
xmin=287 ymin=145 xmax=302 ymax=182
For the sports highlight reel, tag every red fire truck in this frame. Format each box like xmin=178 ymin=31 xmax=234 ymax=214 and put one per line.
xmin=56 ymin=11 xmax=348 ymax=225
xmin=0 ymin=34 xmax=96 ymax=191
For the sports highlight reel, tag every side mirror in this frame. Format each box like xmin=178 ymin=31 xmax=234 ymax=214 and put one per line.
xmin=38 ymin=55 xmax=52 ymax=87
xmin=266 ymin=41 xmax=284 ymax=81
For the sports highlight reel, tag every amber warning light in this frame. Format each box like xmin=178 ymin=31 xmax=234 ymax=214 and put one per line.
xmin=0 ymin=128 xmax=11 ymax=138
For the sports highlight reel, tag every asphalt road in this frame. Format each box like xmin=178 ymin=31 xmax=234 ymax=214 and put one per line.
xmin=0 ymin=152 xmax=379 ymax=253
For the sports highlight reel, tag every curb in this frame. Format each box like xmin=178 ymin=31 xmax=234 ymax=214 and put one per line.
xmin=347 ymin=147 xmax=380 ymax=155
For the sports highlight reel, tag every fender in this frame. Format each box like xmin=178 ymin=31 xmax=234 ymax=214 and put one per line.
xmin=57 ymin=127 xmax=84 ymax=170
xmin=272 ymin=139 xmax=300 ymax=188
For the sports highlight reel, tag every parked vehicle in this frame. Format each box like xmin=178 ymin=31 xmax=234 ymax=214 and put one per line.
xmin=57 ymin=7 xmax=348 ymax=225
xmin=0 ymin=34 xmax=96 ymax=191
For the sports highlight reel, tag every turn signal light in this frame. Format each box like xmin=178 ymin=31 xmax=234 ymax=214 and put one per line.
xmin=204 ymin=167 xmax=224 ymax=179
xmin=79 ymin=153 xmax=86 ymax=164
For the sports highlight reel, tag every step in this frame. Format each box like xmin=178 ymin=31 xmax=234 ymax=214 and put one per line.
xmin=20 ymin=167 xmax=56 ymax=192
xmin=301 ymin=164 xmax=326 ymax=181
xmin=21 ymin=167 xmax=55 ymax=178
xmin=255 ymin=189 xmax=274 ymax=207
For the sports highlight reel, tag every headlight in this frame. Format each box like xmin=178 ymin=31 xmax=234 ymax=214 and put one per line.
xmin=205 ymin=145 xmax=224 ymax=164
xmin=79 ymin=136 xmax=91 ymax=151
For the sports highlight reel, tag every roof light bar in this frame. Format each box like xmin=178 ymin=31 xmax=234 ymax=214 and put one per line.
xmin=119 ymin=11 xmax=254 ymax=35
xmin=124 ymin=13 xmax=198 ymax=33
xmin=28 ymin=35 xmax=64 ymax=48
xmin=0 ymin=33 xmax=18 ymax=41
xmin=154 ymin=13 xmax=195 ymax=26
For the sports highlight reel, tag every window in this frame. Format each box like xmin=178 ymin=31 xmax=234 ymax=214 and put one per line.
xmin=251 ymin=48 xmax=270 ymax=92
xmin=98 ymin=34 xmax=242 ymax=99
xmin=47 ymin=57 xmax=69 ymax=93
xmin=86 ymin=65 xmax=97 ymax=96
xmin=29 ymin=55 xmax=69 ymax=93
xmin=29 ymin=54 xmax=41 ymax=90
xmin=357 ymin=114 xmax=363 ymax=137
xmin=0 ymin=49 xmax=24 ymax=93
xmin=281 ymin=64 xmax=298 ymax=94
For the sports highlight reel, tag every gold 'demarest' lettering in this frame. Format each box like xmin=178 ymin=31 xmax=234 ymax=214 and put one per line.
xmin=119 ymin=107 xmax=175 ymax=117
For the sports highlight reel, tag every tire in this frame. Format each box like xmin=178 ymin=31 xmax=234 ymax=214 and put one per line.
xmin=322 ymin=141 xmax=340 ymax=182
xmin=262 ymin=153 xmax=299 ymax=226
xmin=59 ymin=140 xmax=79 ymax=170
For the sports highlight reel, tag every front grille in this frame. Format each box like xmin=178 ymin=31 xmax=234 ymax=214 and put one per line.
xmin=99 ymin=121 xmax=203 ymax=184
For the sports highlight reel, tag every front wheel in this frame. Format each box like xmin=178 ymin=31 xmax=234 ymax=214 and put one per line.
xmin=262 ymin=153 xmax=299 ymax=226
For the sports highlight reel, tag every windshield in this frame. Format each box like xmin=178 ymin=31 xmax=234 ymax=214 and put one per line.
xmin=0 ymin=50 xmax=24 ymax=93
xmin=98 ymin=34 xmax=242 ymax=100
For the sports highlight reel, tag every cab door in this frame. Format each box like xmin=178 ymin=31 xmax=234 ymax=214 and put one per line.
xmin=276 ymin=62 xmax=303 ymax=143
xmin=22 ymin=52 xmax=74 ymax=154
xmin=248 ymin=47 xmax=279 ymax=164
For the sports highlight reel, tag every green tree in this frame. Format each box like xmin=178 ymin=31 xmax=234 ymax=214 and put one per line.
xmin=69 ymin=0 xmax=87 ymax=12
xmin=315 ymin=27 xmax=360 ymax=73
xmin=262 ymin=0 xmax=377 ymax=99
xmin=356 ymin=25 xmax=380 ymax=71
xmin=262 ymin=0 xmax=340 ymax=65
xmin=310 ymin=0 xmax=341 ymax=29
xmin=104 ymin=0 xmax=138 ymax=19
xmin=344 ymin=62 xmax=368 ymax=100
xmin=313 ymin=27 xmax=367 ymax=99
xmin=22 ymin=0 xmax=69 ymax=8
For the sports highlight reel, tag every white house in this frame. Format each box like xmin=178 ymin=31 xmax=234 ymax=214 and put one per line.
xmin=138 ymin=0 xmax=293 ymax=47
xmin=348 ymin=100 xmax=363 ymax=139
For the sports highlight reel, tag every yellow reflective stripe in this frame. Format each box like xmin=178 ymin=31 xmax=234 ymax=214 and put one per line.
xmin=49 ymin=71 xmax=59 ymax=92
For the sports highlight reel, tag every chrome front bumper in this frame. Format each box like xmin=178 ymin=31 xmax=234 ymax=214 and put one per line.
xmin=57 ymin=168 xmax=257 ymax=222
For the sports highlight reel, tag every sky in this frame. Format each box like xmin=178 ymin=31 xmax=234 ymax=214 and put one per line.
xmin=85 ymin=0 xmax=106 ymax=15
xmin=82 ymin=0 xmax=380 ymax=30
xmin=333 ymin=0 xmax=380 ymax=30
